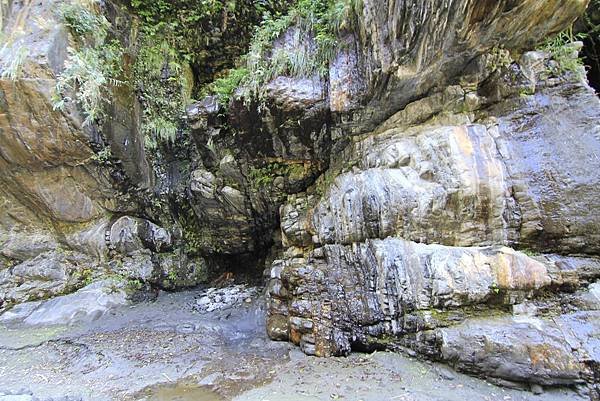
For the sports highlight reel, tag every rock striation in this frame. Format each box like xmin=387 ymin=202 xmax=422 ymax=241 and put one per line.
xmin=1 ymin=0 xmax=600 ymax=397
xmin=267 ymin=48 xmax=600 ymax=395
xmin=0 ymin=0 xmax=205 ymax=306
xmin=261 ymin=3 xmax=600 ymax=394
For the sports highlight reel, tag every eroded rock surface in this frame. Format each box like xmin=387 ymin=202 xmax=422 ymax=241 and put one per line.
xmin=0 ymin=280 xmax=127 ymax=326
xmin=329 ymin=0 xmax=588 ymax=134
xmin=1 ymin=0 xmax=600 ymax=398
xmin=0 ymin=289 xmax=587 ymax=401
xmin=267 ymin=47 xmax=600 ymax=397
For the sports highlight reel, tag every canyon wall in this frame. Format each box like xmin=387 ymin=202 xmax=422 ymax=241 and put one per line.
xmin=0 ymin=0 xmax=599 ymax=397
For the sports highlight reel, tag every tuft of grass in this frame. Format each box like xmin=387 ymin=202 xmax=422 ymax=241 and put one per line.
xmin=0 ymin=45 xmax=28 ymax=80
xmin=230 ymin=0 xmax=362 ymax=105
xmin=541 ymin=27 xmax=587 ymax=79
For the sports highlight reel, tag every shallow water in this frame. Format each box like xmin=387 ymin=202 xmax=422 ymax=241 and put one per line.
xmin=143 ymin=382 xmax=222 ymax=401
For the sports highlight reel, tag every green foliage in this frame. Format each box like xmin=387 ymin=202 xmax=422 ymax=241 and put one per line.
xmin=295 ymin=0 xmax=358 ymax=70
xmin=143 ymin=116 xmax=179 ymax=149
xmin=104 ymin=272 xmax=145 ymax=293
xmin=52 ymin=1 xmax=124 ymax=126
xmin=182 ymin=224 xmax=206 ymax=255
xmin=205 ymin=67 xmax=249 ymax=105
xmin=130 ymin=0 xmax=224 ymax=34
xmin=489 ymin=283 xmax=501 ymax=295
xmin=520 ymin=248 xmax=540 ymax=257
xmin=73 ymin=267 xmax=94 ymax=287
xmin=0 ymin=28 xmax=28 ymax=80
xmin=127 ymin=0 xmax=286 ymax=113
xmin=129 ymin=0 xmax=228 ymax=61
xmin=91 ymin=146 xmax=112 ymax=164
xmin=248 ymin=162 xmax=298 ymax=189
xmin=133 ymin=38 xmax=192 ymax=149
xmin=518 ymin=87 xmax=535 ymax=98
xmin=54 ymin=42 xmax=124 ymax=126
xmin=126 ymin=278 xmax=143 ymax=292
xmin=249 ymin=166 xmax=276 ymax=188
xmin=541 ymin=27 xmax=587 ymax=78
xmin=58 ymin=1 xmax=110 ymax=43
xmin=314 ymin=169 xmax=336 ymax=197
xmin=237 ymin=0 xmax=361 ymax=103
xmin=486 ymin=46 xmax=512 ymax=73
xmin=0 ymin=45 xmax=27 ymax=80
xmin=243 ymin=12 xmax=294 ymax=92
xmin=167 ymin=269 xmax=178 ymax=284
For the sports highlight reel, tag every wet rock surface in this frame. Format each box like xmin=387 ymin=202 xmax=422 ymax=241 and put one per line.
xmin=0 ymin=287 xmax=284 ymax=400
xmin=266 ymin=50 xmax=600 ymax=398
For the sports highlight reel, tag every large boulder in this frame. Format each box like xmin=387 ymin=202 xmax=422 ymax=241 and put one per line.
xmin=437 ymin=312 xmax=599 ymax=387
xmin=0 ymin=251 xmax=97 ymax=305
xmin=0 ymin=279 xmax=128 ymax=326
xmin=109 ymin=216 xmax=172 ymax=255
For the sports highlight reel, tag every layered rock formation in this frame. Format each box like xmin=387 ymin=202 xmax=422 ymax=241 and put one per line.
xmin=267 ymin=45 xmax=600 ymax=398
xmin=261 ymin=1 xmax=600 ymax=396
xmin=0 ymin=0 xmax=206 ymax=306
xmin=1 ymin=0 xmax=599 ymax=397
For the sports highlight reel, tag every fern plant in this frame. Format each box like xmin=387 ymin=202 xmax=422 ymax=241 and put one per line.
xmin=205 ymin=67 xmax=250 ymax=105
xmin=58 ymin=1 xmax=110 ymax=43
xmin=54 ymin=43 xmax=123 ymax=126
xmin=236 ymin=0 xmax=362 ymax=104
xmin=52 ymin=0 xmax=124 ymax=126
xmin=145 ymin=116 xmax=178 ymax=148
xmin=133 ymin=37 xmax=192 ymax=149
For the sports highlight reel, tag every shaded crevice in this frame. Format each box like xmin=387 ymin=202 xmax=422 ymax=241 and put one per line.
xmin=578 ymin=1 xmax=600 ymax=94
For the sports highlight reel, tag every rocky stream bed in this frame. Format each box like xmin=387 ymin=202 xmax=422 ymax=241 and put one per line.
xmin=0 ymin=285 xmax=589 ymax=401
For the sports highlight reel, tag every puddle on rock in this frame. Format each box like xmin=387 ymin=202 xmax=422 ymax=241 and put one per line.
xmin=141 ymin=382 xmax=223 ymax=401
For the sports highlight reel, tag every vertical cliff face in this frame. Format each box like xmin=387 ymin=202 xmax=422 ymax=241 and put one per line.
xmin=259 ymin=0 xmax=600 ymax=397
xmin=1 ymin=0 xmax=600 ymax=396
xmin=0 ymin=0 xmax=282 ymax=306
xmin=327 ymin=0 xmax=588 ymax=133
xmin=0 ymin=0 xmax=119 ymax=304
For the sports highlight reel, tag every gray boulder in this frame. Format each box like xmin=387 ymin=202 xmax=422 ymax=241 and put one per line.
xmin=109 ymin=216 xmax=172 ymax=255
xmin=0 ymin=251 xmax=97 ymax=305
xmin=438 ymin=312 xmax=599 ymax=386
xmin=0 ymin=280 xmax=127 ymax=326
